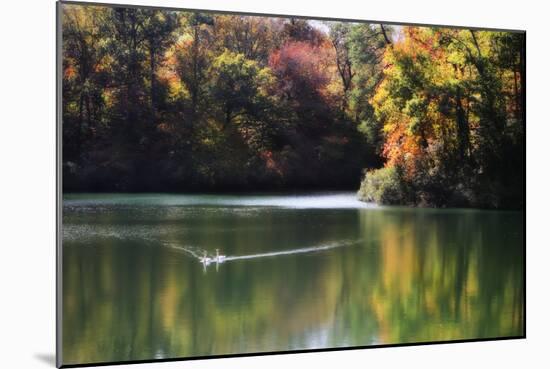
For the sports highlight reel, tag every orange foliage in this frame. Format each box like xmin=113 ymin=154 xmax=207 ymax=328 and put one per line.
xmin=64 ymin=64 xmax=77 ymax=80
xmin=260 ymin=150 xmax=283 ymax=177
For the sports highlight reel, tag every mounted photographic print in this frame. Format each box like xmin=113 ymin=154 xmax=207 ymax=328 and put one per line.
xmin=57 ymin=1 xmax=526 ymax=367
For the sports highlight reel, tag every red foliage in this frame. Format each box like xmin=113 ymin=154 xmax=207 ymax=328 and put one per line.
xmin=64 ymin=64 xmax=77 ymax=80
xmin=260 ymin=150 xmax=283 ymax=177
xmin=268 ymin=41 xmax=331 ymax=100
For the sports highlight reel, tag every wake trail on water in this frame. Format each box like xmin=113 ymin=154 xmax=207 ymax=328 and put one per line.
xmin=162 ymin=243 xmax=205 ymax=259
xmin=161 ymin=239 xmax=360 ymax=265
xmin=224 ymin=242 xmax=348 ymax=261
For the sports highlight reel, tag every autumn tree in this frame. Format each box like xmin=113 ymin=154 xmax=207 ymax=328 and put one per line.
xmin=214 ymin=16 xmax=283 ymax=64
xmin=62 ymin=5 xmax=109 ymax=162
xmin=61 ymin=4 xmax=524 ymax=205
xmin=269 ymin=41 xmax=335 ymax=135
xmin=282 ymin=18 xmax=324 ymax=46
xmin=208 ymin=51 xmax=276 ymax=129
xmin=360 ymin=27 xmax=524 ymax=208
xmin=142 ymin=10 xmax=177 ymax=125
xmin=328 ymin=22 xmax=354 ymax=111
xmin=172 ymin=13 xmax=214 ymax=122
xmin=347 ymin=24 xmax=392 ymax=154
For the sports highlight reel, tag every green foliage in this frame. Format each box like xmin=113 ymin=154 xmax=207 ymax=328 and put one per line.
xmin=209 ymin=50 xmax=275 ymax=126
xmin=346 ymin=24 xmax=390 ymax=159
xmin=358 ymin=166 xmax=408 ymax=205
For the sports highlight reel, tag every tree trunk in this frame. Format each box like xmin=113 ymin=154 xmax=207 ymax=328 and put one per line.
xmin=191 ymin=26 xmax=199 ymax=118
xmin=513 ymin=70 xmax=520 ymax=122
xmin=85 ymin=94 xmax=92 ymax=133
xmin=77 ymin=93 xmax=84 ymax=162
xmin=225 ymin=106 xmax=232 ymax=128
xmin=380 ymin=25 xmax=392 ymax=45
xmin=455 ymin=87 xmax=470 ymax=160
xmin=150 ymin=46 xmax=156 ymax=126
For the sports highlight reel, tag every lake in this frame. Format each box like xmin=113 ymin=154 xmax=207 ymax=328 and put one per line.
xmin=61 ymin=193 xmax=524 ymax=365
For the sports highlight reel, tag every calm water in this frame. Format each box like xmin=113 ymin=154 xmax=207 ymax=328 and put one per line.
xmin=62 ymin=193 xmax=524 ymax=365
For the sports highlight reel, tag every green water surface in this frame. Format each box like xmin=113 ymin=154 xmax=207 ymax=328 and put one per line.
xmin=62 ymin=193 xmax=524 ymax=365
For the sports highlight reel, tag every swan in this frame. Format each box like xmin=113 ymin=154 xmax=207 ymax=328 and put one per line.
xmin=200 ymin=251 xmax=212 ymax=265
xmin=215 ymin=248 xmax=226 ymax=263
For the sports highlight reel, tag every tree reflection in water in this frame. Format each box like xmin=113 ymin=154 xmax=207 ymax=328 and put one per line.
xmin=62 ymin=197 xmax=524 ymax=365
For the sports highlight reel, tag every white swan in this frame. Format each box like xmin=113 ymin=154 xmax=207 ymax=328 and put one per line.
xmin=200 ymin=251 xmax=212 ymax=265
xmin=214 ymin=248 xmax=226 ymax=263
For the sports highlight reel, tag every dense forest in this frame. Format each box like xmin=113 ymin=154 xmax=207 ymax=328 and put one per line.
xmin=61 ymin=4 xmax=525 ymax=208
